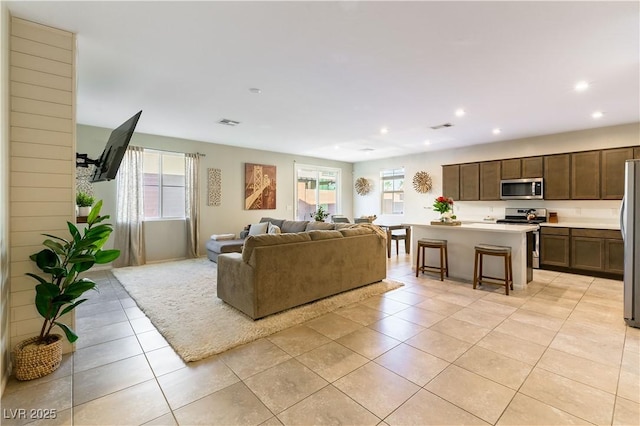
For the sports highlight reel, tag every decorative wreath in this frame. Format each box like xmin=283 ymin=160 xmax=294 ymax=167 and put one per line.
xmin=412 ymin=171 xmax=433 ymax=194
xmin=354 ymin=177 xmax=372 ymax=196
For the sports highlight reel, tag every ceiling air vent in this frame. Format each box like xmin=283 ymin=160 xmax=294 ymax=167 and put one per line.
xmin=217 ymin=118 xmax=240 ymax=126
xmin=430 ymin=123 xmax=453 ymax=130
xmin=359 ymin=148 xmax=375 ymax=152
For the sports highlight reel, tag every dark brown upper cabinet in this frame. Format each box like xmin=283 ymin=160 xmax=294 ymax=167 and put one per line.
xmin=544 ymin=154 xmax=571 ymax=199
xmin=501 ymin=159 xmax=521 ymax=180
xmin=442 ymin=165 xmax=460 ymax=201
xmin=459 ymin=163 xmax=479 ymax=201
xmin=501 ymin=157 xmax=543 ymax=180
xmin=601 ymin=147 xmax=634 ymax=199
xmin=571 ymin=151 xmax=600 ymax=199
xmin=522 ymin=157 xmax=543 ymax=178
xmin=480 ymin=161 xmax=501 ymax=200
xmin=635 ymin=147 xmax=640 ymax=159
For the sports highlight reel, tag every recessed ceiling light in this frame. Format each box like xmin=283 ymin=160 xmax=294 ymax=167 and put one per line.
xmin=455 ymin=108 xmax=465 ymax=117
xmin=492 ymin=128 xmax=501 ymax=135
xmin=424 ymin=140 xmax=431 ymax=145
xmin=592 ymin=111 xmax=604 ymax=119
xmin=380 ymin=127 xmax=389 ymax=134
xmin=574 ymin=81 xmax=589 ymax=92
xmin=249 ymin=87 xmax=261 ymax=94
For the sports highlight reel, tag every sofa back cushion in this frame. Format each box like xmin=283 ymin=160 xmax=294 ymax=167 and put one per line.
xmin=242 ymin=232 xmax=312 ymax=262
xmin=259 ymin=217 xmax=285 ymax=228
xmin=308 ymin=230 xmax=343 ymax=241
xmin=305 ymin=222 xmax=335 ymax=231
xmin=281 ymin=220 xmax=309 ymax=233
xmin=339 ymin=227 xmax=374 ymax=237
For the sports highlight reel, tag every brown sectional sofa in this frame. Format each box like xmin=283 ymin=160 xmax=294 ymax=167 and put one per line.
xmin=217 ymin=224 xmax=387 ymax=319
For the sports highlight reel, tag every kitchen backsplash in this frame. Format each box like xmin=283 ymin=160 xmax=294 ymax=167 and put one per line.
xmin=453 ymin=200 xmax=622 ymax=224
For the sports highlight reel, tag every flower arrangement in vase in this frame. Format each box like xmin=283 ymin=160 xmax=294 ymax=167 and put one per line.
xmin=433 ymin=196 xmax=456 ymax=222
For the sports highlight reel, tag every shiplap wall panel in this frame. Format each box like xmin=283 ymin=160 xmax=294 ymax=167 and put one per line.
xmin=11 ymin=81 xmax=72 ymax=104
xmin=11 ymin=171 xmax=73 ymax=188
xmin=11 ymin=19 xmax=72 ymax=49
xmin=11 ymin=127 xmax=70 ymax=146
xmin=10 ymin=67 xmax=71 ymax=91
xmin=11 ymin=187 xmax=72 ymax=203
xmin=10 ymin=17 xmax=75 ymax=354
xmin=10 ymin=36 xmax=73 ymax=63
xmin=11 ymin=51 xmax=72 ymax=77
xmin=11 ymin=112 xmax=72 ymax=132
xmin=11 ymin=97 xmax=73 ymax=119
xmin=11 ymin=202 xmax=73 ymax=217
xmin=11 ymin=157 xmax=72 ymax=174
xmin=11 ymin=142 xmax=72 ymax=160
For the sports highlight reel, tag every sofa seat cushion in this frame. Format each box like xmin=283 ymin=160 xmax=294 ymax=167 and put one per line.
xmin=242 ymin=232 xmax=312 ymax=262
xmin=206 ymin=238 xmax=245 ymax=262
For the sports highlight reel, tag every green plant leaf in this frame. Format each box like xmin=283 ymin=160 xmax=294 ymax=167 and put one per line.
xmin=67 ymin=222 xmax=81 ymax=242
xmin=33 ymin=249 xmax=59 ymax=270
xmin=35 ymin=283 xmax=60 ymax=319
xmin=41 ymin=233 xmax=69 ymax=245
xmin=86 ymin=200 xmax=103 ymax=225
xmin=59 ymin=299 xmax=87 ymax=317
xmin=54 ymin=322 xmax=78 ymax=343
xmin=25 ymin=273 xmax=49 ymax=285
xmin=95 ymin=249 xmax=120 ymax=264
xmin=42 ymin=239 xmax=65 ymax=255
xmin=64 ymin=280 xmax=96 ymax=298
xmin=74 ymin=261 xmax=96 ymax=273
xmin=68 ymin=254 xmax=96 ymax=264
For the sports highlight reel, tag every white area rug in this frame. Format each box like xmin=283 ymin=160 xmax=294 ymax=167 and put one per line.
xmin=112 ymin=258 xmax=403 ymax=362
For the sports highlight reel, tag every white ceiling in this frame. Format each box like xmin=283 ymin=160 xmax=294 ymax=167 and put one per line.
xmin=7 ymin=1 xmax=640 ymax=163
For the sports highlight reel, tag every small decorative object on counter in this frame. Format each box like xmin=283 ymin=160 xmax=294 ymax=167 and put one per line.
xmin=549 ymin=212 xmax=558 ymax=223
xmin=433 ymin=196 xmax=455 ymax=222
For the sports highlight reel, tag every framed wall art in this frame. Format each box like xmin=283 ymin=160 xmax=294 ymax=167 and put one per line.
xmin=245 ymin=163 xmax=277 ymax=210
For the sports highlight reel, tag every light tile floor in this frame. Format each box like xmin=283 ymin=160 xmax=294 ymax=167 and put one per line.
xmin=3 ymin=254 xmax=639 ymax=425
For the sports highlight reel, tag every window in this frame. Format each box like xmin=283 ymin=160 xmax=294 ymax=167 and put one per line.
xmin=295 ymin=165 xmax=341 ymax=221
xmin=381 ymin=168 xmax=404 ymax=214
xmin=143 ymin=150 xmax=186 ymax=219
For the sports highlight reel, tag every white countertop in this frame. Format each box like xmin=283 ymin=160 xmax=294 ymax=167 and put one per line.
xmin=540 ymin=222 xmax=620 ymax=230
xmin=406 ymin=222 xmax=539 ymax=233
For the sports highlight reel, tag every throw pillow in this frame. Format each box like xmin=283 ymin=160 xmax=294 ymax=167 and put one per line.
xmin=268 ymin=223 xmax=281 ymax=234
xmin=248 ymin=222 xmax=269 ymax=236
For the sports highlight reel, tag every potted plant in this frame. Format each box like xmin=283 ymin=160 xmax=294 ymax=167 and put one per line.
xmin=310 ymin=205 xmax=330 ymax=222
xmin=13 ymin=200 xmax=120 ymax=380
xmin=76 ymin=192 xmax=95 ymax=217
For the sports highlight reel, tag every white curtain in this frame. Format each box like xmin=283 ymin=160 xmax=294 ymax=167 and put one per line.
xmin=114 ymin=146 xmax=146 ymax=267
xmin=185 ymin=153 xmax=200 ymax=258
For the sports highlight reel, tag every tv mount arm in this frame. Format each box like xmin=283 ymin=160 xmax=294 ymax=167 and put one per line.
xmin=76 ymin=153 xmax=101 ymax=168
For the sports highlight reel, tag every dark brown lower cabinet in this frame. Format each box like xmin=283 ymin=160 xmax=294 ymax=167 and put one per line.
xmin=571 ymin=236 xmax=605 ymax=271
xmin=540 ymin=227 xmax=570 ymax=267
xmin=541 ymin=227 xmax=623 ymax=277
xmin=605 ymin=239 xmax=624 ymax=274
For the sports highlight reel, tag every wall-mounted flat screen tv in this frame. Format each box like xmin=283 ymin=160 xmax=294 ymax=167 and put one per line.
xmin=91 ymin=110 xmax=142 ymax=182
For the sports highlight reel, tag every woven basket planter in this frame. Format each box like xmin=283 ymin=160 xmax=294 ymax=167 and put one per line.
xmin=13 ymin=334 xmax=62 ymax=381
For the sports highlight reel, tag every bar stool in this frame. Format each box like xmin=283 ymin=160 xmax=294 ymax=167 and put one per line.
xmin=473 ymin=244 xmax=513 ymax=295
xmin=416 ymin=239 xmax=448 ymax=281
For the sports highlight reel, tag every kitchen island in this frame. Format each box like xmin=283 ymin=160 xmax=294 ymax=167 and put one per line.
xmin=407 ymin=222 xmax=539 ymax=290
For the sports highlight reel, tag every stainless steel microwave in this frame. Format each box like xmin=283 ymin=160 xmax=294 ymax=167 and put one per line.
xmin=500 ymin=178 xmax=544 ymax=200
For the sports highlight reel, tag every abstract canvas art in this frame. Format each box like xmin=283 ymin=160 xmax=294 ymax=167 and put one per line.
xmin=245 ymin=163 xmax=276 ymax=210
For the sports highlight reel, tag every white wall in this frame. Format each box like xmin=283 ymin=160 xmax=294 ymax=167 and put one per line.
xmin=77 ymin=124 xmax=354 ymax=263
xmin=354 ymin=123 xmax=639 ymax=226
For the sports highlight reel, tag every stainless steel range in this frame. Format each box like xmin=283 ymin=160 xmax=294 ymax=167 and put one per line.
xmin=497 ymin=208 xmax=547 ymax=268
